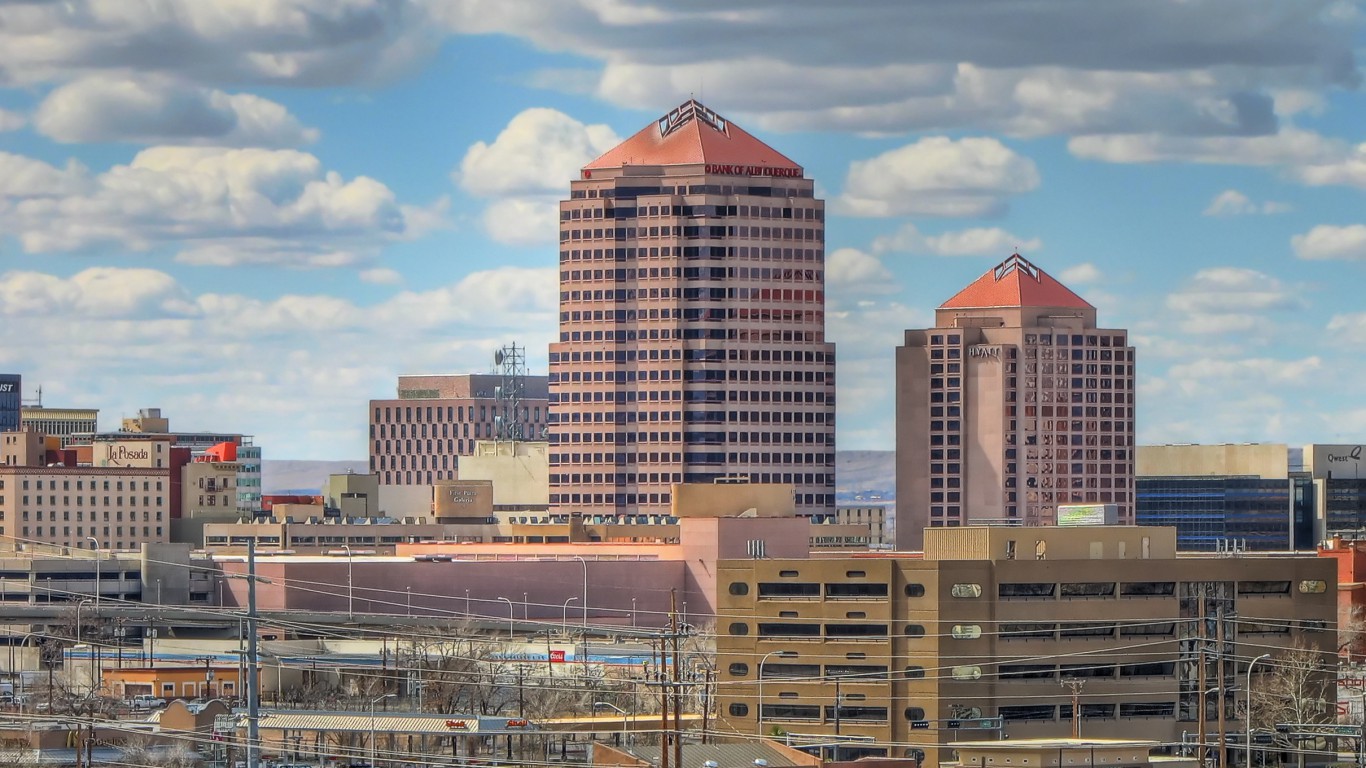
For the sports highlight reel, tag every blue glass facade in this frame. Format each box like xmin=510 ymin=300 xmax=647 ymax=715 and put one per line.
xmin=1136 ymin=475 xmax=1313 ymax=551
xmin=1324 ymin=478 xmax=1366 ymax=539
xmin=0 ymin=374 xmax=19 ymax=432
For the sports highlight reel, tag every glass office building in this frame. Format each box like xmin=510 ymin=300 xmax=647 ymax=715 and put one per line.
xmin=1136 ymin=475 xmax=1314 ymax=551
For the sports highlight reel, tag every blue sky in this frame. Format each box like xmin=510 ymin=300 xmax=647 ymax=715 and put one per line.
xmin=1 ymin=1 xmax=1365 ymax=459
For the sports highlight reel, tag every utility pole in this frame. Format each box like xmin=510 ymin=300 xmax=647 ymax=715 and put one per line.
xmin=247 ymin=541 xmax=260 ymax=768
xmin=657 ymin=636 xmax=669 ymax=768
xmin=1061 ymin=678 xmax=1084 ymax=739
xmin=196 ymin=656 xmax=215 ymax=698
xmin=1198 ymin=584 xmax=1208 ymax=768
xmin=670 ymin=590 xmax=681 ymax=768
xmin=1217 ymin=596 xmax=1227 ymax=768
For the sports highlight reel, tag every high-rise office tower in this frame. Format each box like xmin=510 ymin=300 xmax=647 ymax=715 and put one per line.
xmin=895 ymin=254 xmax=1136 ymax=550
xmin=549 ymin=100 xmax=836 ymax=518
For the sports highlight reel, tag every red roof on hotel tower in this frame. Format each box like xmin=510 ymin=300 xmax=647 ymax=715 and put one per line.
xmin=583 ymin=99 xmax=801 ymax=172
xmin=940 ymin=254 xmax=1093 ymax=310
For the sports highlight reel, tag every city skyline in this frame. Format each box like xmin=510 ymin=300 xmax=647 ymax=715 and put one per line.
xmin=0 ymin=3 xmax=1364 ymax=458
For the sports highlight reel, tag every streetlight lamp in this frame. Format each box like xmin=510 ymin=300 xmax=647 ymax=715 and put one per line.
xmin=406 ymin=586 xmax=411 ymax=617
xmin=756 ymin=650 xmax=795 ymax=735
xmin=341 ymin=545 xmax=354 ymax=620
xmin=369 ymin=692 xmax=396 ymax=768
xmin=498 ymin=597 xmax=514 ymax=640
xmin=562 ymin=598 xmax=579 ymax=636
xmin=1246 ymin=653 xmax=1271 ymax=768
xmin=593 ymin=701 xmax=633 ymax=747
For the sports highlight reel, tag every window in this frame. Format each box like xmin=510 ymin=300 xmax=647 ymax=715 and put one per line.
xmin=1002 ymin=623 xmax=1055 ymax=639
xmin=1238 ymin=581 xmax=1291 ymax=595
xmin=762 ymin=664 xmax=820 ymax=679
xmin=1060 ymin=664 xmax=1114 ymax=679
xmin=1298 ymin=580 xmax=1327 ymax=594
xmin=757 ymin=623 xmax=819 ymax=637
xmin=904 ymin=624 xmax=926 ymax=637
xmin=728 ymin=622 xmax=749 ymax=636
xmin=904 ymin=584 xmax=926 ymax=597
xmin=729 ymin=663 xmax=749 ymax=676
xmin=1120 ymin=622 xmax=1175 ymax=637
xmin=825 ymin=583 xmax=888 ymax=599
xmin=1059 ymin=622 xmax=1114 ymax=638
xmin=1119 ymin=702 xmax=1174 ymax=718
xmin=1000 ymin=665 xmax=1056 ymax=680
xmin=999 ymin=582 xmax=1055 ymax=598
xmin=904 ymin=666 xmax=926 ymax=679
xmin=1001 ymin=705 xmax=1056 ymax=722
xmin=1120 ymin=581 xmax=1175 ymax=597
xmin=825 ymin=705 xmax=887 ymax=722
xmin=950 ymin=624 xmax=982 ymax=639
xmin=826 ymin=664 xmax=887 ymax=679
xmin=728 ymin=703 xmax=749 ymax=717
xmin=826 ymin=623 xmax=888 ymax=638
xmin=905 ymin=707 xmax=926 ymax=720
xmin=728 ymin=582 xmax=750 ymax=596
xmin=951 ymin=583 xmax=983 ymax=598
xmin=760 ymin=704 xmax=819 ymax=721
xmin=759 ymin=582 xmax=820 ymax=598
xmin=1119 ymin=662 xmax=1174 ymax=677
xmin=1060 ymin=582 xmax=1115 ymax=598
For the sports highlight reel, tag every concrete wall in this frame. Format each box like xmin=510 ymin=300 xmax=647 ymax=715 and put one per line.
xmin=670 ymin=483 xmax=795 ymax=518
xmin=458 ymin=441 xmax=550 ymax=507
xmin=1137 ymin=444 xmax=1288 ymax=479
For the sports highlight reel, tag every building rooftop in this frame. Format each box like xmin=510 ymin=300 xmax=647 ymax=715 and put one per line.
xmin=940 ymin=253 xmax=1093 ymax=311
xmin=584 ymin=99 xmax=801 ymax=173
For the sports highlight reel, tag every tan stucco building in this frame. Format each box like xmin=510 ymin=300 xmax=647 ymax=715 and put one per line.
xmin=715 ymin=525 xmax=1334 ymax=766
xmin=896 ymin=254 xmax=1136 ymax=550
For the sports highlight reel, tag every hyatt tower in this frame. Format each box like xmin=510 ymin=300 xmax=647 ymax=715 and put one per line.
xmin=549 ymin=100 xmax=835 ymax=519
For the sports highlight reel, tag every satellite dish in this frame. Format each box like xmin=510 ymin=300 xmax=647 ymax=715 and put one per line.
xmin=494 ymin=350 xmax=505 ymax=366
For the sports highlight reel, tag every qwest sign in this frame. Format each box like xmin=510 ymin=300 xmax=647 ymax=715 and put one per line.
xmin=0 ymin=384 xmax=13 ymax=393
xmin=704 ymin=163 xmax=802 ymax=178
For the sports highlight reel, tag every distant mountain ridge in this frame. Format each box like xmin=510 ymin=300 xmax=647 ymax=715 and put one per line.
xmin=263 ymin=451 xmax=897 ymax=501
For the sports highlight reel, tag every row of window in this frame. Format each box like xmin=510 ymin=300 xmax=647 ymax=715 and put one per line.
xmin=15 ymin=497 xmax=164 ymax=509
xmin=19 ymin=510 xmax=162 ymax=523
xmin=561 ymin=203 xmax=823 ymax=221
xmin=549 ymin=348 xmax=833 ymax=364
xmin=562 ymin=224 xmax=820 ymax=243
xmin=554 ymin=410 xmax=832 ymax=426
xmin=14 ymin=479 xmax=163 ymax=492
xmin=18 ymin=526 xmax=161 ymax=542
xmin=551 ymin=387 xmax=830 ymax=404
xmin=372 ymin=404 xmax=543 ymax=424
xmin=555 ymin=431 xmax=830 ymax=448
xmin=559 ymin=245 xmax=823 ymax=264
xmin=557 ymin=328 xmax=827 ymax=345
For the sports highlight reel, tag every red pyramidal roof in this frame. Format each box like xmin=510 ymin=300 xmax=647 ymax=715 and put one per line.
xmin=940 ymin=254 xmax=1093 ymax=310
xmin=584 ymin=99 xmax=802 ymax=174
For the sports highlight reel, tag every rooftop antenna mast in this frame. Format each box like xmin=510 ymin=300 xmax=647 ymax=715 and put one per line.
xmin=494 ymin=342 xmax=527 ymax=443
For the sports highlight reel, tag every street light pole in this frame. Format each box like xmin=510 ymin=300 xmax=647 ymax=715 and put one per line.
xmin=85 ymin=537 xmax=99 ymax=613
xmin=406 ymin=586 xmax=411 ymax=617
xmin=756 ymin=651 xmax=794 ymax=736
xmin=594 ymin=701 xmax=632 ymax=747
xmin=369 ymin=693 xmax=396 ymax=768
xmin=1246 ymin=653 xmax=1271 ymax=768
xmin=498 ymin=597 xmax=514 ymax=640
xmin=341 ymin=545 xmax=353 ymax=619
xmin=572 ymin=555 xmax=588 ymax=634
xmin=562 ymin=598 xmax=579 ymax=636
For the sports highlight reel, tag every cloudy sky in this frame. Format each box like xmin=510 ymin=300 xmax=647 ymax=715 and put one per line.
xmin=1 ymin=1 xmax=1364 ymax=460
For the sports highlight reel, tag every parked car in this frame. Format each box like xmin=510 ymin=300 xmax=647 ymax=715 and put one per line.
xmin=127 ymin=694 xmax=167 ymax=709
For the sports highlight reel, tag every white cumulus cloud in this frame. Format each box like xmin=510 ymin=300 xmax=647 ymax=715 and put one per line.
xmin=0 ymin=147 xmax=438 ymax=267
xmin=1202 ymin=189 xmax=1290 ymax=216
xmin=839 ymin=137 xmax=1040 ymax=217
xmin=871 ymin=223 xmax=1041 ymax=256
xmin=456 ymin=108 xmax=620 ymax=245
xmin=826 ymin=248 xmax=897 ymax=295
xmin=1292 ymin=224 xmax=1366 ymax=261
xmin=1165 ymin=267 xmax=1302 ymax=334
xmin=34 ymin=75 xmax=318 ymax=147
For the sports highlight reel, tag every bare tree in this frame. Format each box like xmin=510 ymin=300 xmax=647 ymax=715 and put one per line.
xmin=1340 ymin=605 xmax=1366 ymax=660
xmin=1250 ymin=642 xmax=1336 ymax=768
xmin=119 ymin=735 xmax=201 ymax=768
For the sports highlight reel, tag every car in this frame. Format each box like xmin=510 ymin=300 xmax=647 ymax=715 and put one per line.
xmin=127 ymin=694 xmax=168 ymax=709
